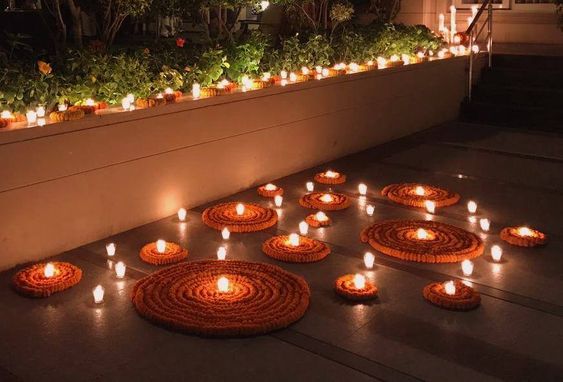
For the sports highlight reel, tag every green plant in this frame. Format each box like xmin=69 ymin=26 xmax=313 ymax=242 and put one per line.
xmin=185 ymin=47 xmax=230 ymax=87
xmin=226 ymin=32 xmax=270 ymax=83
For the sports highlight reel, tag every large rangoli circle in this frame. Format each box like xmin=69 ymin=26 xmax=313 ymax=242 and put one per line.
xmin=262 ymin=235 xmax=330 ymax=263
xmin=299 ymin=192 xmax=350 ymax=211
xmin=423 ymin=280 xmax=481 ymax=311
xmin=202 ymin=202 xmax=278 ymax=232
xmin=500 ymin=226 xmax=547 ymax=247
xmin=131 ymin=260 xmax=310 ymax=337
xmin=140 ymin=242 xmax=188 ymax=265
xmin=382 ymin=183 xmax=460 ymax=208
xmin=12 ymin=262 xmax=82 ymax=298
xmin=360 ymin=220 xmax=484 ymax=263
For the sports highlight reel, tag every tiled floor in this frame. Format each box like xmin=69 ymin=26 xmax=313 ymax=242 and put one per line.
xmin=1 ymin=121 xmax=562 ymax=381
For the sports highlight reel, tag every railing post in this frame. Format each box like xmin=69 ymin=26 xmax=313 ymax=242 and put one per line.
xmin=468 ymin=30 xmax=474 ymax=101
xmin=488 ymin=0 xmax=493 ymax=68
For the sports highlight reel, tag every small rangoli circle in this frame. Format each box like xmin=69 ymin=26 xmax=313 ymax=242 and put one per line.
xmin=423 ymin=280 xmax=480 ymax=311
xmin=12 ymin=262 xmax=82 ymax=298
xmin=262 ymin=235 xmax=330 ymax=263
xmin=299 ymin=192 xmax=350 ymax=211
xmin=382 ymin=183 xmax=460 ymax=208
xmin=202 ymin=202 xmax=278 ymax=232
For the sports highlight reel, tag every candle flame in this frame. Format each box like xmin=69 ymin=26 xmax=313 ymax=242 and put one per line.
xmin=299 ymin=221 xmax=309 ymax=235
xmin=44 ymin=263 xmax=55 ymax=278
xmin=358 ymin=183 xmax=367 ymax=196
xmin=306 ymin=182 xmax=315 ymax=192
xmin=222 ymin=227 xmax=230 ymax=240
xmin=288 ymin=233 xmax=300 ymax=247
xmin=106 ymin=243 xmax=116 ymax=257
xmin=461 ymin=260 xmax=474 ymax=276
xmin=264 ymin=183 xmax=277 ymax=191
xmin=320 ymin=194 xmax=334 ymax=203
xmin=416 ymin=228 xmax=429 ymax=240
xmin=177 ymin=208 xmax=187 ymax=222
xmin=517 ymin=227 xmax=533 ymax=237
xmin=353 ymin=274 xmax=366 ymax=289
xmin=414 ymin=186 xmax=426 ymax=196
xmin=85 ymin=98 xmax=95 ymax=106
xmin=217 ymin=277 xmax=229 ymax=293
xmin=274 ymin=195 xmax=283 ymax=207
xmin=93 ymin=285 xmax=105 ymax=304
xmin=325 ymin=170 xmax=338 ymax=178
xmin=217 ymin=246 xmax=227 ymax=260
xmin=115 ymin=261 xmax=126 ymax=279
xmin=424 ymin=200 xmax=436 ymax=214
xmin=156 ymin=239 xmax=166 ymax=253
xmin=443 ymin=281 xmax=456 ymax=295
xmin=467 ymin=201 xmax=477 ymax=214
xmin=235 ymin=203 xmax=245 ymax=216
xmin=289 ymin=72 xmax=297 ymax=82
xmin=491 ymin=245 xmax=503 ymax=262
xmin=366 ymin=205 xmax=375 ymax=216
xmin=479 ymin=218 xmax=490 ymax=232
xmin=315 ymin=211 xmax=328 ymax=222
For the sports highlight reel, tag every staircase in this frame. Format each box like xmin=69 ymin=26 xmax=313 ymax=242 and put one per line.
xmin=461 ymin=54 xmax=563 ymax=132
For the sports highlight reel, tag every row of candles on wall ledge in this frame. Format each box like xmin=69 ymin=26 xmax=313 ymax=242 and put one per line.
xmin=1 ymin=40 xmax=483 ymax=130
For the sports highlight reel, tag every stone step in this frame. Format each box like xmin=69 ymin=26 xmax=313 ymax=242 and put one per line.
xmin=493 ymin=54 xmax=563 ymax=70
xmin=471 ymin=84 xmax=563 ymax=108
xmin=480 ymin=67 xmax=563 ymax=90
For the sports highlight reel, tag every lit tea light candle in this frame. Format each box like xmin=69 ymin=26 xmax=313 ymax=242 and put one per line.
xmin=377 ymin=56 xmax=387 ymax=68
xmin=264 ymin=183 xmax=277 ymax=191
xmin=364 ymin=252 xmax=375 ymax=269
xmin=274 ymin=195 xmax=283 ymax=207
xmin=235 ymin=203 xmax=245 ymax=216
xmin=324 ymin=170 xmax=338 ymax=178
xmin=44 ymin=263 xmax=55 ymax=278
xmin=417 ymin=51 xmax=425 ymax=59
xmin=281 ymin=79 xmax=288 ymax=87
xmin=471 ymin=45 xmax=480 ymax=54
xmin=467 ymin=201 xmax=477 ymax=214
xmin=366 ymin=205 xmax=375 ymax=216
xmin=414 ymin=186 xmax=426 ymax=196
xmin=217 ymin=79 xmax=230 ymax=89
xmin=156 ymin=239 xmax=167 ymax=253
xmin=358 ymin=183 xmax=367 ymax=196
xmin=192 ymin=83 xmax=201 ymax=99
xmin=93 ymin=285 xmax=105 ymax=304
xmin=390 ymin=54 xmax=400 ymax=63
xmin=222 ymin=227 xmax=230 ymax=240
xmin=115 ymin=261 xmax=126 ymax=279
xmin=121 ymin=97 xmax=132 ymax=111
xmin=516 ymin=226 xmax=533 ymax=237
xmin=401 ymin=54 xmax=410 ymax=65
xmin=217 ymin=246 xmax=227 ymax=260
xmin=479 ymin=218 xmax=490 ymax=232
xmin=461 ymin=259 xmax=474 ymax=276
xmin=289 ymin=72 xmax=297 ymax=82
xmin=288 ymin=233 xmax=300 ymax=247
xmin=301 ymin=67 xmax=310 ymax=76
xmin=349 ymin=62 xmax=359 ymax=72
xmin=321 ymin=68 xmax=329 ymax=77
xmin=438 ymin=50 xmax=446 ymax=59
xmin=217 ymin=277 xmax=229 ymax=293
xmin=491 ymin=245 xmax=503 ymax=262
xmin=106 ymin=243 xmax=116 ymax=257
xmin=315 ymin=211 xmax=328 ymax=222
xmin=315 ymin=66 xmax=322 ymax=74
xmin=306 ymin=181 xmax=314 ymax=192
xmin=177 ymin=208 xmax=187 ymax=222
xmin=26 ymin=110 xmax=37 ymax=124
xmin=261 ymin=72 xmax=271 ymax=82
xmin=367 ymin=60 xmax=374 ymax=66
xmin=353 ymin=274 xmax=366 ymax=289
xmin=299 ymin=221 xmax=309 ymax=235
xmin=416 ymin=228 xmax=429 ymax=240
xmin=126 ymin=93 xmax=135 ymax=103
xmin=424 ymin=200 xmax=436 ymax=214
xmin=85 ymin=98 xmax=95 ymax=107
xmin=443 ymin=280 xmax=456 ymax=295
xmin=58 ymin=104 xmax=68 ymax=112
xmin=37 ymin=118 xmax=46 ymax=126
xmin=280 ymin=70 xmax=288 ymax=80
xmin=320 ymin=194 xmax=334 ymax=203
xmin=36 ymin=106 xmax=46 ymax=118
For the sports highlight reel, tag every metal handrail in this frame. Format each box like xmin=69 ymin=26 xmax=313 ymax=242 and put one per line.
xmin=467 ymin=0 xmax=494 ymax=101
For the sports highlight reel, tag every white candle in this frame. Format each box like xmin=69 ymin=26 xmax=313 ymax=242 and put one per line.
xmin=416 ymin=228 xmax=429 ymax=240
xmin=126 ymin=93 xmax=135 ymax=103
xmin=358 ymin=183 xmax=367 ymax=196
xmin=235 ymin=203 xmax=245 ymax=216
xmin=491 ymin=245 xmax=503 ymax=262
xmin=364 ymin=252 xmax=375 ymax=269
xmin=517 ymin=227 xmax=533 ymax=237
xmin=37 ymin=118 xmax=46 ymax=126
xmin=288 ymin=233 xmax=300 ymax=247
xmin=479 ymin=218 xmax=490 ymax=232
xmin=115 ymin=261 xmax=126 ymax=279
xmin=315 ymin=211 xmax=328 ymax=222
xmin=401 ymin=54 xmax=410 ymax=65
xmin=192 ymin=83 xmax=201 ymax=99
xmin=121 ymin=97 xmax=131 ymax=111
xmin=321 ymin=68 xmax=330 ymax=77
xmin=366 ymin=205 xmax=375 ymax=216
xmin=325 ymin=170 xmax=338 ymax=178
xmin=461 ymin=259 xmax=474 ymax=276
xmin=467 ymin=201 xmax=477 ymax=214
xmin=264 ymin=183 xmax=277 ymax=191
xmin=301 ymin=67 xmax=310 ymax=76
xmin=299 ymin=221 xmax=309 ymax=235
xmin=217 ymin=277 xmax=229 ymax=293
xmin=274 ymin=195 xmax=283 ymax=208
xmin=289 ymin=72 xmax=297 ymax=82
xmin=320 ymin=194 xmax=333 ymax=203
xmin=261 ymin=72 xmax=271 ymax=82
xmin=281 ymin=79 xmax=288 ymax=87
xmin=450 ymin=5 xmax=457 ymax=36
xmin=44 ymin=263 xmax=55 ymax=278
xmin=221 ymin=227 xmax=230 ymax=240
xmin=36 ymin=106 xmax=46 ymax=118
xmin=415 ymin=186 xmax=425 ymax=196
xmin=377 ymin=57 xmax=387 ymax=68
xmin=156 ymin=239 xmax=166 ymax=253
xmin=315 ymin=66 xmax=322 ymax=74
xmin=93 ymin=285 xmax=105 ymax=304
xmin=280 ymin=70 xmax=288 ymax=80
xmin=85 ymin=98 xmax=95 ymax=106
xmin=390 ymin=54 xmax=400 ymax=62
xmin=26 ymin=110 xmax=37 ymax=124
xmin=439 ymin=13 xmax=445 ymax=31
xmin=353 ymin=274 xmax=366 ymax=289
xmin=349 ymin=63 xmax=359 ymax=73
xmin=217 ymin=246 xmax=227 ymax=260
xmin=424 ymin=200 xmax=436 ymax=214
xmin=443 ymin=280 xmax=456 ymax=295
xmin=177 ymin=208 xmax=187 ymax=222
xmin=306 ymin=182 xmax=314 ymax=192
xmin=106 ymin=243 xmax=116 ymax=257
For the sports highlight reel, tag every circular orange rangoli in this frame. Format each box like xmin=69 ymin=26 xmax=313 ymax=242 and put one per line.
xmin=262 ymin=235 xmax=330 ymax=263
xmin=202 ymin=202 xmax=278 ymax=232
xmin=360 ymin=220 xmax=483 ymax=263
xmin=500 ymin=226 xmax=547 ymax=247
xmin=314 ymin=171 xmax=347 ymax=185
xmin=257 ymin=184 xmax=284 ymax=198
xmin=299 ymin=192 xmax=350 ymax=211
xmin=131 ymin=260 xmax=310 ymax=337
xmin=423 ymin=280 xmax=481 ymax=311
xmin=381 ymin=183 xmax=460 ymax=208
xmin=335 ymin=274 xmax=378 ymax=301
xmin=305 ymin=213 xmax=332 ymax=228
xmin=140 ymin=242 xmax=188 ymax=265
xmin=12 ymin=262 xmax=82 ymax=298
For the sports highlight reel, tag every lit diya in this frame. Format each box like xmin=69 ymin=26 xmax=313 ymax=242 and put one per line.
xmin=140 ymin=239 xmax=188 ymax=265
xmin=299 ymin=192 xmax=350 ymax=211
xmin=202 ymin=202 xmax=278 ymax=232
xmin=12 ymin=262 xmax=82 ymax=298
xmin=423 ymin=280 xmax=481 ymax=311
xmin=500 ymin=226 xmax=547 ymax=247
xmin=73 ymin=98 xmax=108 ymax=114
xmin=257 ymin=183 xmax=284 ymax=198
xmin=131 ymin=260 xmax=310 ymax=337
xmin=262 ymin=234 xmax=330 ymax=263
xmin=314 ymin=170 xmax=347 ymax=185
xmin=335 ymin=274 xmax=378 ymax=301
xmin=381 ymin=183 xmax=460 ymax=208
xmin=305 ymin=211 xmax=332 ymax=228
xmin=360 ymin=220 xmax=484 ymax=263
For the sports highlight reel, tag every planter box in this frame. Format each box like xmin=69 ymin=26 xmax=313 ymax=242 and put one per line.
xmin=0 ymin=55 xmax=483 ymax=270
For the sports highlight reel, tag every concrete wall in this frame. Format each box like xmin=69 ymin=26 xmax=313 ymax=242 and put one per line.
xmin=396 ymin=0 xmax=563 ymax=46
xmin=0 ymin=56 xmax=478 ymax=270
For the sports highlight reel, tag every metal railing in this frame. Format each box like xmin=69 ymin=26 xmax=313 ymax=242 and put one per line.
xmin=467 ymin=0 xmax=494 ymax=100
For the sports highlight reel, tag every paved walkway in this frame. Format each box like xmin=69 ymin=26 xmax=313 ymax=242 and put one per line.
xmin=1 ymin=122 xmax=562 ymax=381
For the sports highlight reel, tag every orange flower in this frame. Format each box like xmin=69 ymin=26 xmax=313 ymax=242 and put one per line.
xmin=37 ymin=61 xmax=52 ymax=75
